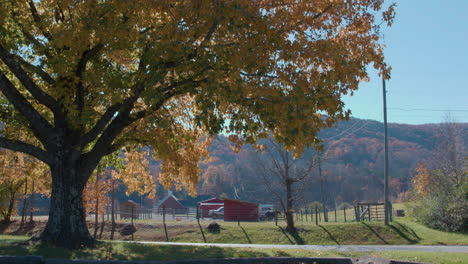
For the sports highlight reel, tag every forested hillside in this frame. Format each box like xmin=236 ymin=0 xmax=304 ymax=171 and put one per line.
xmin=193 ymin=118 xmax=468 ymax=208
xmin=22 ymin=118 xmax=467 ymax=210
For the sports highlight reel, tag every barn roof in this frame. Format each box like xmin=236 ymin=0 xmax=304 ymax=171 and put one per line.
xmin=121 ymin=200 xmax=139 ymax=207
xmin=154 ymin=194 xmax=184 ymax=209
xmin=223 ymin=199 xmax=258 ymax=206
xmin=199 ymin=198 xmax=224 ymax=204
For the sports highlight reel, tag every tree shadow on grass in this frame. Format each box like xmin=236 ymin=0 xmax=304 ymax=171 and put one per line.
xmin=288 ymin=231 xmax=305 ymax=245
xmin=0 ymin=240 xmax=270 ymax=261
xmin=388 ymin=224 xmax=419 ymax=244
xmin=0 ymin=220 xmax=13 ymax=233
xmin=0 ymin=240 xmax=31 ymax=257
xmin=238 ymin=225 xmax=252 ymax=244
xmin=392 ymin=222 xmax=421 ymax=241
xmin=360 ymin=222 xmax=388 ymax=244
xmin=317 ymin=225 xmax=340 ymax=245
xmin=277 ymin=226 xmax=294 ymax=245
xmin=118 ymin=242 xmax=269 ymax=261
xmin=12 ymin=222 xmax=37 ymax=236
xmin=277 ymin=226 xmax=305 ymax=245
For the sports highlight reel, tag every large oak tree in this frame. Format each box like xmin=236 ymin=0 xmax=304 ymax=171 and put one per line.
xmin=0 ymin=0 xmax=393 ymax=248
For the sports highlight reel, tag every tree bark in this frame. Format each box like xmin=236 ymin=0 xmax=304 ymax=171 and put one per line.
xmin=93 ymin=175 xmax=100 ymax=238
xmin=285 ymin=179 xmax=296 ymax=232
xmin=39 ymin=164 xmax=94 ymax=248
xmin=110 ymin=179 xmax=116 ymax=240
xmin=3 ymin=190 xmax=17 ymax=223
xmin=20 ymin=179 xmax=28 ymax=227
xmin=29 ymin=181 xmax=35 ymax=223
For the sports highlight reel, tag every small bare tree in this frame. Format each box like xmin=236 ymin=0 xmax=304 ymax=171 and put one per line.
xmin=255 ymin=139 xmax=315 ymax=232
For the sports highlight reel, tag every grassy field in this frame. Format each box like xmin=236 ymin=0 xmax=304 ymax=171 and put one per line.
xmin=390 ymin=203 xmax=468 ymax=245
xmin=1 ymin=204 xmax=467 ymax=263
xmin=0 ymin=235 xmax=467 ymax=264
xmin=1 ymin=204 xmax=467 ymax=246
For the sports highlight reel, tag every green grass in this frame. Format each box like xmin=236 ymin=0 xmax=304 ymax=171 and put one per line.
xmin=0 ymin=235 xmax=466 ymax=264
xmin=3 ymin=204 xmax=467 ymax=246
xmin=123 ymin=217 xmax=467 ymax=246
xmin=391 ymin=203 xmax=468 ymax=245
xmin=168 ymin=221 xmax=420 ymax=245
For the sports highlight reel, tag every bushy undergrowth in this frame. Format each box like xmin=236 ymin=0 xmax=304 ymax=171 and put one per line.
xmin=412 ymin=186 xmax=467 ymax=233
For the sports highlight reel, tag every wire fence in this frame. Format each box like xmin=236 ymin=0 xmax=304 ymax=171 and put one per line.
xmin=23 ymin=203 xmax=391 ymax=224
xmin=11 ymin=202 xmax=393 ymax=244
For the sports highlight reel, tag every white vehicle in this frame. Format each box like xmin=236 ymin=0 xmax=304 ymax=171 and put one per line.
xmin=259 ymin=204 xmax=275 ymax=221
xmin=208 ymin=207 xmax=224 ymax=219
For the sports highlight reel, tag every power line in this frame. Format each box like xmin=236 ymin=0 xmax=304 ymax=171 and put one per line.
xmin=388 ymin=107 xmax=468 ymax=113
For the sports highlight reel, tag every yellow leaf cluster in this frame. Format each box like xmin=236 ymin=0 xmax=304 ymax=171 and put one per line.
xmin=83 ymin=172 xmax=112 ymax=215
xmin=412 ymin=162 xmax=430 ymax=197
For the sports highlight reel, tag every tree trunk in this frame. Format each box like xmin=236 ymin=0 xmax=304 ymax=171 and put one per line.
xmin=318 ymin=156 xmax=328 ymax=222
xmin=93 ymin=175 xmax=100 ymax=238
xmin=3 ymin=190 xmax=17 ymax=223
xmin=39 ymin=164 xmax=94 ymax=248
xmin=20 ymin=179 xmax=28 ymax=227
xmin=110 ymin=179 xmax=116 ymax=240
xmin=285 ymin=179 xmax=296 ymax=232
xmin=29 ymin=180 xmax=35 ymax=223
xmin=99 ymin=210 xmax=105 ymax=239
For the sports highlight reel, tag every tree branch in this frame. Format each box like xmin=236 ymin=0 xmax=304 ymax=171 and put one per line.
xmin=12 ymin=54 xmax=55 ymax=84
xmin=0 ymin=137 xmax=51 ymax=164
xmin=78 ymin=102 xmax=123 ymax=148
xmin=0 ymin=44 xmax=63 ymax=122
xmin=75 ymin=44 xmax=104 ymax=116
xmin=27 ymin=0 xmax=54 ymax=41
xmin=0 ymin=70 xmax=54 ymax=146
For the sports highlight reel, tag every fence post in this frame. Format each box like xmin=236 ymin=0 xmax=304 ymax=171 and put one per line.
xmin=275 ymin=210 xmax=278 ymax=226
xmin=163 ymin=206 xmax=169 ymax=241
xmin=334 ymin=207 xmax=337 ymax=222
xmin=318 ymin=205 xmax=321 ymax=222
xmin=323 ymin=206 xmax=326 ymax=222
xmin=344 ymin=207 xmax=347 ymax=223
xmin=354 ymin=205 xmax=359 ymax=222
xmin=237 ymin=206 xmax=240 ymax=226
xmin=368 ymin=205 xmax=371 ymax=222
xmin=389 ymin=202 xmax=393 ymax=222
xmin=315 ymin=206 xmax=318 ymax=225
xmin=196 ymin=206 xmax=207 ymax=243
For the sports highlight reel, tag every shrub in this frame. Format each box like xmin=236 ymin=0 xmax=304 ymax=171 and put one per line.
xmin=412 ymin=186 xmax=468 ymax=233
xmin=207 ymin=222 xmax=220 ymax=233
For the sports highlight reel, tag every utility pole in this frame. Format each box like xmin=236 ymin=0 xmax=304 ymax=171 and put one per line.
xmin=382 ymin=77 xmax=390 ymax=225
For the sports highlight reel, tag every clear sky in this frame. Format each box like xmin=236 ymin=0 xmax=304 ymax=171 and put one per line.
xmin=343 ymin=0 xmax=468 ymax=124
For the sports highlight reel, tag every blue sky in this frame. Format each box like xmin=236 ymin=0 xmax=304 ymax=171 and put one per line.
xmin=343 ymin=0 xmax=468 ymax=124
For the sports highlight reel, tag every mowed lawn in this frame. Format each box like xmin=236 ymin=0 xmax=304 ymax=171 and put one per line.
xmin=2 ymin=203 xmax=467 ymax=246
xmin=1 ymin=203 xmax=467 ymax=264
xmin=0 ymin=235 xmax=467 ymax=264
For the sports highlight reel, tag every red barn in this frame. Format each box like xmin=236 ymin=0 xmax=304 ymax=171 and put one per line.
xmin=198 ymin=198 xmax=224 ymax=217
xmin=223 ymin=199 xmax=258 ymax=222
xmin=120 ymin=200 xmax=139 ymax=219
xmin=155 ymin=194 xmax=186 ymax=213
